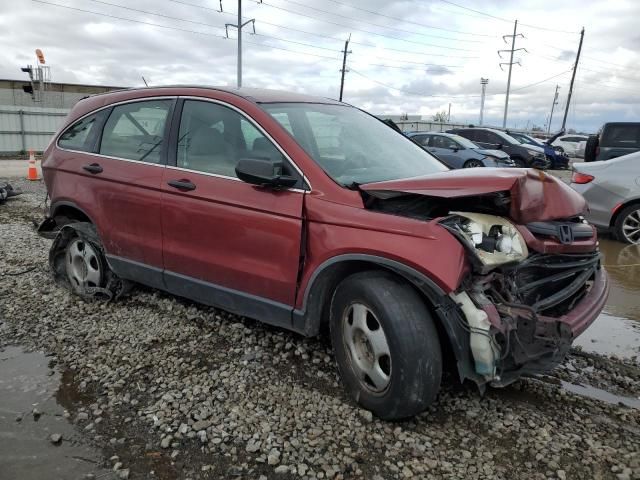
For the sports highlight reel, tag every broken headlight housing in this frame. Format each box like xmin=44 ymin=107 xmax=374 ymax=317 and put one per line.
xmin=441 ymin=212 xmax=528 ymax=271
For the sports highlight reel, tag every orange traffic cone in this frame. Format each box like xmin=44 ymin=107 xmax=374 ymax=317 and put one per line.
xmin=27 ymin=149 xmax=39 ymax=181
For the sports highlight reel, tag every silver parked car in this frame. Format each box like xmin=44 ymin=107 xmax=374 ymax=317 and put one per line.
xmin=571 ymin=152 xmax=640 ymax=243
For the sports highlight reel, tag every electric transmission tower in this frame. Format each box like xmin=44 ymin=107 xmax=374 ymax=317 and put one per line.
xmin=498 ymin=20 xmax=527 ymax=128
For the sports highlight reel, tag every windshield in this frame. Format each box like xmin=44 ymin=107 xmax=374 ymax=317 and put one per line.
xmin=261 ymin=103 xmax=447 ymax=185
xmin=511 ymin=133 xmax=543 ymax=147
xmin=494 ymin=130 xmax=520 ymax=145
xmin=447 ymin=134 xmax=478 ymax=149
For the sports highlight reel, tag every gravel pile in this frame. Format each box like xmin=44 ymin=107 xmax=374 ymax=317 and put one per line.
xmin=1 ymin=179 xmax=639 ymax=480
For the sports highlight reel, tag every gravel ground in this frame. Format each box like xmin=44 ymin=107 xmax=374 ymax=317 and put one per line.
xmin=1 ymin=178 xmax=639 ymax=480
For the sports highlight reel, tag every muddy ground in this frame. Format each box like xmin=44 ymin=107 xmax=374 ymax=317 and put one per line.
xmin=0 ymin=177 xmax=639 ymax=480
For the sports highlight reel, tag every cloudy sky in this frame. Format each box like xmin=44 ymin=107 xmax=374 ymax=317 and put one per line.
xmin=1 ymin=0 xmax=638 ymax=132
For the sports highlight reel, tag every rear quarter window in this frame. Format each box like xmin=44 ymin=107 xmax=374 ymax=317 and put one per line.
xmin=58 ymin=110 xmax=108 ymax=152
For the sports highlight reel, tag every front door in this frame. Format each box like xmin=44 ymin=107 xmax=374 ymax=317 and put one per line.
xmin=160 ymin=98 xmax=305 ymax=327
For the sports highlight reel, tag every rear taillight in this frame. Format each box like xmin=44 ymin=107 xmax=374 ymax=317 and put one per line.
xmin=571 ymin=171 xmax=594 ymax=184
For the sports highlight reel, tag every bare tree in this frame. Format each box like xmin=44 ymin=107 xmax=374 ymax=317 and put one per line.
xmin=432 ymin=110 xmax=448 ymax=123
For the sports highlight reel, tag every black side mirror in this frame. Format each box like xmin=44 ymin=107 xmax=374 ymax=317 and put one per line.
xmin=496 ymin=143 xmax=503 ymax=150
xmin=235 ymin=158 xmax=298 ymax=189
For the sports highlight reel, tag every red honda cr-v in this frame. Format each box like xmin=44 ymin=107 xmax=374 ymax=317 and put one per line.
xmin=39 ymin=86 xmax=608 ymax=420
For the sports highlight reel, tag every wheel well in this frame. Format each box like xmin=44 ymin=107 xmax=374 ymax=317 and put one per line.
xmin=299 ymin=260 xmax=456 ymax=367
xmin=610 ymin=199 xmax=640 ymax=228
xmin=52 ymin=204 xmax=92 ymax=225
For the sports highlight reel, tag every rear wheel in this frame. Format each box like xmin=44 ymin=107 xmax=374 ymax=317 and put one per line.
xmin=65 ymin=237 xmax=105 ymax=294
xmin=615 ymin=204 xmax=640 ymax=244
xmin=330 ymin=271 xmax=442 ymax=420
xmin=463 ymin=159 xmax=484 ymax=168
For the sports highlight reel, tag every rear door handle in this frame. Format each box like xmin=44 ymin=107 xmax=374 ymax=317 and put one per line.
xmin=82 ymin=163 xmax=103 ymax=174
xmin=167 ymin=179 xmax=196 ymax=191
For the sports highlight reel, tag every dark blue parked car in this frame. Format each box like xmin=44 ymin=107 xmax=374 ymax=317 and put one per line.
xmin=506 ymin=131 xmax=569 ymax=169
xmin=406 ymin=132 xmax=515 ymax=169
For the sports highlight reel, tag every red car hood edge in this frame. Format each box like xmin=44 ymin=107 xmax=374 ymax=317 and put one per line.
xmin=360 ymin=168 xmax=587 ymax=224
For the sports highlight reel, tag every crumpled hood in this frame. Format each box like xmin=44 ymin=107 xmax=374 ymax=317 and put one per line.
xmin=473 ymin=148 xmax=511 ymax=160
xmin=360 ymin=168 xmax=587 ymax=224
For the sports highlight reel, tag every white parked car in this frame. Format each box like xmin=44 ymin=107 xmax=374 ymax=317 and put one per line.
xmin=575 ymin=140 xmax=587 ymax=159
xmin=552 ymin=134 xmax=589 ymax=156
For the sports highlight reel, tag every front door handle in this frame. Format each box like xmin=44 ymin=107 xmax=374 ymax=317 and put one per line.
xmin=82 ymin=163 xmax=103 ymax=174
xmin=167 ymin=179 xmax=196 ymax=191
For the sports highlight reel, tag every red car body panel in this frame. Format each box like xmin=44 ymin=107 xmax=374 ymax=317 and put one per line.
xmin=42 ymin=150 xmax=164 ymax=269
xmin=296 ymin=193 xmax=468 ymax=308
xmin=160 ymin=170 xmax=304 ymax=305
xmin=362 ymin=168 xmax=588 ymax=224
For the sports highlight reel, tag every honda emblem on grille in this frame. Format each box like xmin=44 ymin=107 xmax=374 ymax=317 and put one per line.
xmin=557 ymin=224 xmax=574 ymax=244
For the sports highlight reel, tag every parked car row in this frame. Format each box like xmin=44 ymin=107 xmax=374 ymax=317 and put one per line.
xmin=406 ymin=127 xmax=555 ymax=170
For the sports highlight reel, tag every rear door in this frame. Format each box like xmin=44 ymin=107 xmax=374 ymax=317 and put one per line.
xmin=55 ymin=98 xmax=174 ymax=288
xmin=160 ymin=98 xmax=305 ymax=326
xmin=432 ymin=135 xmax=460 ymax=167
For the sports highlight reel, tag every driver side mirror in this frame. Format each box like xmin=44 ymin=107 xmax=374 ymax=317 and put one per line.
xmin=496 ymin=143 xmax=503 ymax=150
xmin=236 ymin=158 xmax=298 ymax=189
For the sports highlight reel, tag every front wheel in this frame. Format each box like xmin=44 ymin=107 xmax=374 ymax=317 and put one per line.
xmin=330 ymin=271 xmax=442 ymax=420
xmin=463 ymin=159 xmax=484 ymax=168
xmin=615 ymin=205 xmax=640 ymax=244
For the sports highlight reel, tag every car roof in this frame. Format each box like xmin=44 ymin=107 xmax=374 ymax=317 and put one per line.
xmin=86 ymin=85 xmax=342 ymax=105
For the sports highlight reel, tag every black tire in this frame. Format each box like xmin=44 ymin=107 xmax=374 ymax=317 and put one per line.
xmin=330 ymin=271 xmax=442 ymax=420
xmin=463 ymin=159 xmax=484 ymax=168
xmin=614 ymin=204 xmax=640 ymax=244
xmin=49 ymin=223 xmax=128 ymax=300
xmin=584 ymin=135 xmax=599 ymax=162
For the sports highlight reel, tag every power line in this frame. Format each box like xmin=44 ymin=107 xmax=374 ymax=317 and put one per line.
xmin=257 ymin=0 xmax=480 ymax=51
xmin=439 ymin=0 xmax=581 ymax=34
xmin=318 ymin=0 xmax=494 ymax=37
xmin=167 ymin=0 xmax=480 ymax=59
xmin=32 ymin=0 xmax=344 ymax=60
xmin=80 ymin=0 xmax=343 ymax=54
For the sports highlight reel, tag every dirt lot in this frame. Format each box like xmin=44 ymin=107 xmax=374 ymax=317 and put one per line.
xmin=1 ymin=176 xmax=639 ymax=480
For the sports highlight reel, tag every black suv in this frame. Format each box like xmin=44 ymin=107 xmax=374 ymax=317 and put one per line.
xmin=448 ymin=127 xmax=549 ymax=169
xmin=585 ymin=122 xmax=640 ymax=162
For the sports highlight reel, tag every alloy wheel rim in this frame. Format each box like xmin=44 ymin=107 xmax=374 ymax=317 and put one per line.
xmin=465 ymin=160 xmax=482 ymax=168
xmin=622 ymin=209 xmax=640 ymax=244
xmin=342 ymin=303 xmax=392 ymax=394
xmin=65 ymin=238 xmax=102 ymax=292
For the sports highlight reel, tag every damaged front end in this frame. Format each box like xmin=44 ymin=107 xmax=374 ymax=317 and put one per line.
xmin=360 ymin=169 xmax=609 ymax=388
xmin=440 ymin=212 xmax=608 ymax=386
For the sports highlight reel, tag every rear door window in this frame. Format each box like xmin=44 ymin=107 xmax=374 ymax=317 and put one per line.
xmin=99 ymin=99 xmax=173 ymax=163
xmin=601 ymin=125 xmax=640 ymax=148
xmin=58 ymin=110 xmax=109 ymax=152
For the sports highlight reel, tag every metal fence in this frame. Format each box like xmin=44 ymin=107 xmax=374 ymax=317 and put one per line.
xmin=0 ymin=106 xmax=69 ymax=154
xmin=394 ymin=121 xmax=471 ymax=133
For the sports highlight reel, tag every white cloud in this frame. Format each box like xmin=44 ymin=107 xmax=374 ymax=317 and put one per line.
xmin=1 ymin=0 xmax=638 ymax=132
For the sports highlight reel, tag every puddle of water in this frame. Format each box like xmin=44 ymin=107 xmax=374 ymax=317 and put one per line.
xmin=571 ymin=239 xmax=640 ymax=359
xmin=560 ymin=380 xmax=640 ymax=409
xmin=0 ymin=346 xmax=108 ymax=480
xmin=574 ymin=312 xmax=640 ymax=358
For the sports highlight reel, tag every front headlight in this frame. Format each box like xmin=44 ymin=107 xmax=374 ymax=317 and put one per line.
xmin=440 ymin=212 xmax=528 ymax=271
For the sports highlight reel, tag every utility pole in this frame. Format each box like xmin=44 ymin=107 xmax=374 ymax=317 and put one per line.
xmin=547 ymin=84 xmax=560 ymax=133
xmin=224 ymin=0 xmax=255 ymax=88
xmin=498 ymin=20 xmax=526 ymax=128
xmin=339 ymin=34 xmax=351 ymax=102
xmin=479 ymin=78 xmax=489 ymax=125
xmin=447 ymin=103 xmax=451 ymax=122
xmin=561 ymin=27 xmax=584 ymax=131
